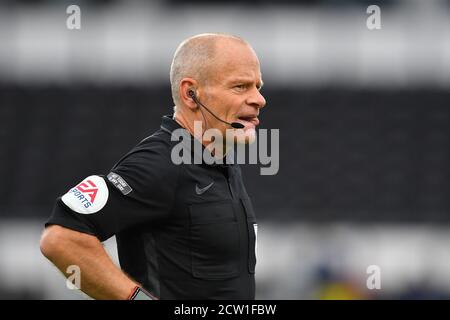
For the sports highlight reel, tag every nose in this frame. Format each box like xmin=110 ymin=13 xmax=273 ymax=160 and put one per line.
xmin=247 ymin=87 xmax=266 ymax=110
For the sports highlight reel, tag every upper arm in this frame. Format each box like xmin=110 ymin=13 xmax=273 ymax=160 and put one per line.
xmin=45 ymin=143 xmax=179 ymax=242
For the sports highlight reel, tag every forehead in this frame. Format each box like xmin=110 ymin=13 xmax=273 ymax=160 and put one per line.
xmin=211 ymin=40 xmax=262 ymax=83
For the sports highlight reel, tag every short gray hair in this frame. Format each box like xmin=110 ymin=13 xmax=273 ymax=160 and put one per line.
xmin=170 ymin=33 xmax=247 ymax=111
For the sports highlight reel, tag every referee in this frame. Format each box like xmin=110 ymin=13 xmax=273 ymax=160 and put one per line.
xmin=40 ymin=33 xmax=266 ymax=300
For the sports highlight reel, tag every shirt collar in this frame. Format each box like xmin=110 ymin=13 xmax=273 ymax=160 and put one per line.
xmin=160 ymin=113 xmax=182 ymax=134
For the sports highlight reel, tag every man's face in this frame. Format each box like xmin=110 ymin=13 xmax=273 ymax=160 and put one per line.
xmin=200 ymin=40 xmax=266 ymax=144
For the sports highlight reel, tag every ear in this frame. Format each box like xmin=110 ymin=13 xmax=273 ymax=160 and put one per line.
xmin=179 ymin=78 xmax=198 ymax=110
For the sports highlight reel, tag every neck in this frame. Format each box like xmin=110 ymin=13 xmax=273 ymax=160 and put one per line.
xmin=173 ymin=110 xmax=231 ymax=160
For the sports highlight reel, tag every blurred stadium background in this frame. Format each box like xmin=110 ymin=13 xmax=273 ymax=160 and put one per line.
xmin=1 ymin=0 xmax=450 ymax=299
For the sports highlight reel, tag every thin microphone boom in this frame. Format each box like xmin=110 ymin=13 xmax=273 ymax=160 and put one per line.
xmin=188 ymin=90 xmax=245 ymax=129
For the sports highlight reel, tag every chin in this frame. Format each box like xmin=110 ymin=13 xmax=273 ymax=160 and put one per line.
xmin=235 ymin=128 xmax=256 ymax=145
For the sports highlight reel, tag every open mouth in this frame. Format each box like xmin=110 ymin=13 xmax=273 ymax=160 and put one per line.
xmin=237 ymin=115 xmax=259 ymax=127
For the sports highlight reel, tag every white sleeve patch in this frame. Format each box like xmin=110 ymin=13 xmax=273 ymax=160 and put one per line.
xmin=61 ymin=175 xmax=109 ymax=214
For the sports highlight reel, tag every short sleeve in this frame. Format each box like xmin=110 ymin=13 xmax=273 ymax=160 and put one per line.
xmin=45 ymin=143 xmax=179 ymax=242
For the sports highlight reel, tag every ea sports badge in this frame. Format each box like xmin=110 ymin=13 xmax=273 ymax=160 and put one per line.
xmin=62 ymin=175 xmax=109 ymax=214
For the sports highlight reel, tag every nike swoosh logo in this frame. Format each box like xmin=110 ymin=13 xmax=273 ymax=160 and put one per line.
xmin=195 ymin=182 xmax=214 ymax=195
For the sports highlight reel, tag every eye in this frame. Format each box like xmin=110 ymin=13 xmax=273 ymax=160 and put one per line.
xmin=234 ymin=84 xmax=247 ymax=90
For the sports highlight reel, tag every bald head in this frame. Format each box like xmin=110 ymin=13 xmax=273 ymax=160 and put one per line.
xmin=170 ymin=33 xmax=251 ymax=108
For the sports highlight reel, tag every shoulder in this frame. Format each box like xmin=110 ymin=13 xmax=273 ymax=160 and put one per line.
xmin=115 ymin=129 xmax=175 ymax=169
xmin=108 ymin=129 xmax=180 ymax=193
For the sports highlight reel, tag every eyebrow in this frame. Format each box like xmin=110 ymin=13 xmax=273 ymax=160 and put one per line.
xmin=230 ymin=78 xmax=264 ymax=88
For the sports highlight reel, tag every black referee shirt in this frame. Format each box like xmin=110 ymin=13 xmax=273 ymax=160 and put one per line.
xmin=46 ymin=114 xmax=258 ymax=299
